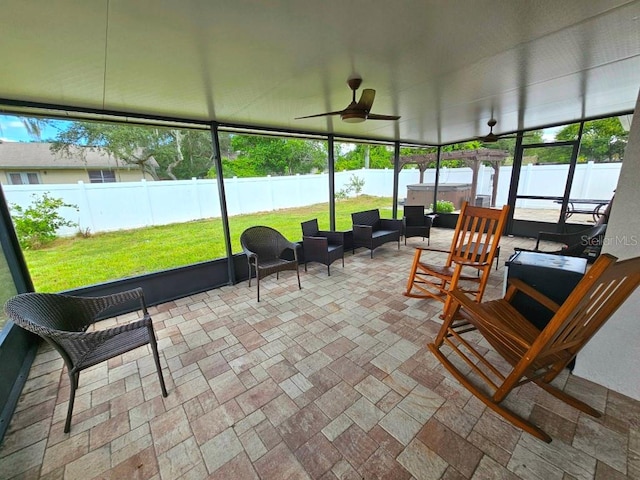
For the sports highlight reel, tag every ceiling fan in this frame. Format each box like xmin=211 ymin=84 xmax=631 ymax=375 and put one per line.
xmin=295 ymin=77 xmax=400 ymax=123
xmin=477 ymin=118 xmax=523 ymax=143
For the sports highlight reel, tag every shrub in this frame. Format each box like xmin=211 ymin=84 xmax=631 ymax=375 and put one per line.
xmin=11 ymin=193 xmax=78 ymax=249
xmin=335 ymin=174 xmax=365 ymax=200
xmin=348 ymin=174 xmax=365 ymax=195
xmin=428 ymin=200 xmax=455 ymax=213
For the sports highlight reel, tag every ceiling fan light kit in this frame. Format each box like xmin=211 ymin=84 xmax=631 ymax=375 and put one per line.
xmin=296 ymin=77 xmax=400 ymax=123
xmin=341 ymin=112 xmax=366 ymax=123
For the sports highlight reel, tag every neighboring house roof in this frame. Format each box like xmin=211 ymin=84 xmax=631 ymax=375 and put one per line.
xmin=0 ymin=142 xmax=159 ymax=169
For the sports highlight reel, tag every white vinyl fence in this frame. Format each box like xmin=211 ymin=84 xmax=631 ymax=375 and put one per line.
xmin=3 ymin=162 xmax=621 ymax=236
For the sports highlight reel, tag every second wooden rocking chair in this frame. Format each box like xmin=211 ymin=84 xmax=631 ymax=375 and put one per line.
xmin=429 ymin=253 xmax=640 ymax=442
xmin=404 ymin=202 xmax=509 ymax=315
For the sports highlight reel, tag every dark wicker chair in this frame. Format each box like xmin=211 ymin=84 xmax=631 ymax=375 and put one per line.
xmin=4 ymin=287 xmax=168 ymax=433
xmin=301 ymin=219 xmax=345 ymax=276
xmin=402 ymin=205 xmax=435 ymax=245
xmin=520 ymin=196 xmax=612 ymax=263
xmin=351 ymin=209 xmax=402 ymax=258
xmin=240 ymin=226 xmax=301 ymax=301
xmin=516 ymin=223 xmax=608 ymax=264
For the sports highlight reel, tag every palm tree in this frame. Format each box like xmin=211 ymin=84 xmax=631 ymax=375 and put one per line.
xmin=0 ymin=116 xmax=46 ymax=141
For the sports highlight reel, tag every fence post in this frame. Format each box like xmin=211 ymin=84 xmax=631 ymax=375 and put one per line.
xmin=268 ymin=175 xmax=275 ymax=211
xmin=192 ymin=177 xmax=203 ymax=219
xmin=77 ymin=181 xmax=96 ymax=233
xmin=580 ymin=161 xmax=594 ymax=198
xmin=141 ymin=179 xmax=154 ymax=226
xmin=227 ymin=176 xmax=242 ymax=215
xmin=522 ymin=164 xmax=533 ymax=208
xmin=296 ymin=174 xmax=302 ymax=207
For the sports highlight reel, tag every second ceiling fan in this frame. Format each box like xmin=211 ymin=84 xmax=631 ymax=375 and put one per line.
xmin=295 ymin=77 xmax=400 ymax=123
xmin=477 ymin=118 xmax=529 ymax=143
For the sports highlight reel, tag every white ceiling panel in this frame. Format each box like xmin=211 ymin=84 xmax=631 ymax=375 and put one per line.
xmin=1 ymin=0 xmax=639 ymax=144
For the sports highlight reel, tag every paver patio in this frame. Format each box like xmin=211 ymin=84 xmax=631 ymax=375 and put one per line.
xmin=1 ymin=228 xmax=637 ymax=480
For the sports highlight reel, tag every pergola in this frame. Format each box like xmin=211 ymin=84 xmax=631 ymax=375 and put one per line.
xmin=400 ymin=149 xmax=510 ymax=207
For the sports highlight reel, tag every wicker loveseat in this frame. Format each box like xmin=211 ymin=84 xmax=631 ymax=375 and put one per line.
xmin=351 ymin=209 xmax=402 ymax=258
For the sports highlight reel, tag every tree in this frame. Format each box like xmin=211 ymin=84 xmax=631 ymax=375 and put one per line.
xmin=50 ymin=121 xmax=220 ymax=180
xmin=152 ymin=129 xmax=220 ymax=180
xmin=555 ymin=118 xmax=627 ymax=162
xmin=0 ymin=115 xmax=48 ymax=140
xmin=335 ymin=144 xmax=394 ymax=170
xmin=216 ymin=135 xmax=326 ymax=177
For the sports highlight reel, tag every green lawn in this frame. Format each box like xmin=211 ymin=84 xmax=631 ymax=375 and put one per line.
xmin=23 ymin=195 xmax=395 ymax=292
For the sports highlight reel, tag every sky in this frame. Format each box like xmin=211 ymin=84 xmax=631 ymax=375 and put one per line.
xmin=0 ymin=115 xmax=63 ymax=143
xmin=0 ymin=112 xmax=566 ymax=144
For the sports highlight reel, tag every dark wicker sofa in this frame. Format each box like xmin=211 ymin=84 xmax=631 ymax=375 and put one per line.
xmin=351 ymin=209 xmax=402 ymax=258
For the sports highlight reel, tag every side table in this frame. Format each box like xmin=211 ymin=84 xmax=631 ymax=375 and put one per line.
xmin=504 ymin=251 xmax=587 ymax=330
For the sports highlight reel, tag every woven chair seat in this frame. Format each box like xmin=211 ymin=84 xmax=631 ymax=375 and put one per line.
xmin=79 ymin=318 xmax=152 ymax=369
xmin=258 ymin=258 xmax=299 ymax=277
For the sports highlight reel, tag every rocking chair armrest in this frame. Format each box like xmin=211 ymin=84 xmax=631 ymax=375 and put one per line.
xmin=448 ymin=288 xmax=481 ymax=311
xmin=414 ymin=247 xmax=450 ymax=254
xmin=505 ymin=278 xmax=561 ymax=312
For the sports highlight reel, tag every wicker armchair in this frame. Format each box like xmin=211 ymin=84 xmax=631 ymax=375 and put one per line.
xmin=532 ymin=223 xmax=607 ymax=263
xmin=240 ymin=226 xmax=301 ymax=301
xmin=402 ymin=205 xmax=435 ymax=245
xmin=301 ymin=219 xmax=345 ymax=276
xmin=4 ymin=287 xmax=168 ymax=433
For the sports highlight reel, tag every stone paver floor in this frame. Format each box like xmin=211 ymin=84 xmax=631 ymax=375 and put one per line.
xmin=1 ymin=228 xmax=637 ymax=479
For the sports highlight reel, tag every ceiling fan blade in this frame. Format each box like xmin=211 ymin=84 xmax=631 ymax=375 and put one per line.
xmin=367 ymin=113 xmax=401 ymax=121
xmin=477 ymin=133 xmax=533 ymax=142
xmin=356 ymin=89 xmax=376 ymax=111
xmin=295 ymin=110 xmax=344 ymax=120
xmin=476 ymin=135 xmax=499 ymax=143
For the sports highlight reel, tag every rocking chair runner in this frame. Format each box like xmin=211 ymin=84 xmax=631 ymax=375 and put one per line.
xmin=428 ymin=253 xmax=640 ymax=442
xmin=404 ymin=202 xmax=509 ymax=315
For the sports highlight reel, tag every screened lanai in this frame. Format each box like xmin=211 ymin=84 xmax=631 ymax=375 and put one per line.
xmin=1 ymin=1 xmax=640 ymax=478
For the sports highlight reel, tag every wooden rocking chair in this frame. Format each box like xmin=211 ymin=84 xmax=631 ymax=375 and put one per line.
xmin=428 ymin=253 xmax=640 ymax=442
xmin=404 ymin=202 xmax=509 ymax=315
